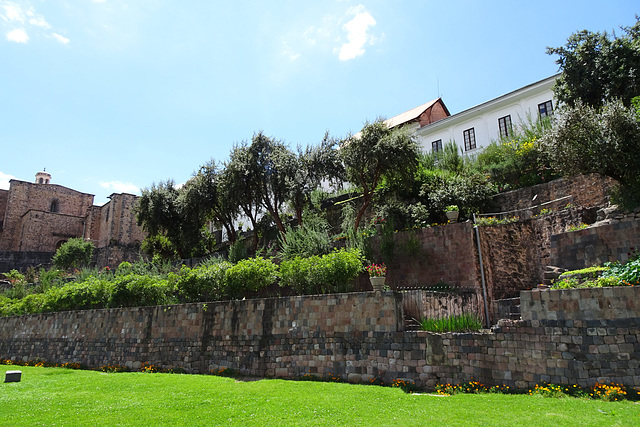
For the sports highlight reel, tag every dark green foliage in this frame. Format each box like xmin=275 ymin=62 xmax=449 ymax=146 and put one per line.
xmin=186 ymin=161 xmax=240 ymax=245
xmin=474 ymin=116 xmax=556 ymax=191
xmin=547 ymin=17 xmax=640 ymax=108
xmin=341 ymin=120 xmax=420 ymax=231
xmin=224 ymin=257 xmax=279 ymax=299
xmin=419 ymin=169 xmax=495 ymax=222
xmin=280 ymin=248 xmax=363 ymax=294
xmin=228 ymin=238 xmax=250 ymax=264
xmin=278 ymin=215 xmax=332 ymax=261
xmin=140 ymin=234 xmax=178 ymax=261
xmin=172 ymin=260 xmax=233 ymax=303
xmin=107 ymin=274 xmax=175 ymax=308
xmin=540 ymin=99 xmax=640 ymax=208
xmin=52 ymin=238 xmax=95 ymax=270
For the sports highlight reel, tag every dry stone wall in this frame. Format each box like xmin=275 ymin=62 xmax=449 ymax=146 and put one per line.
xmin=491 ymin=173 xmax=615 ymax=214
xmin=550 ymin=218 xmax=640 ymax=271
xmin=1 ymin=288 xmax=639 ymax=390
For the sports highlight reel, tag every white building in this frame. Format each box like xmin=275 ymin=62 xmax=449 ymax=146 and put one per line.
xmin=392 ymin=74 xmax=559 ymax=154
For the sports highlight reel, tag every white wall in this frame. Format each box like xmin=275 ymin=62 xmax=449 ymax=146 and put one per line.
xmin=415 ymin=75 xmax=558 ymax=154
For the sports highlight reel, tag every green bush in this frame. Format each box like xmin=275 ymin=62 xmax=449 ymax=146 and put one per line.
xmin=280 ymin=248 xmax=363 ymax=295
xmin=419 ymin=169 xmax=495 ymax=222
xmin=279 ymin=216 xmax=332 ymax=261
xmin=474 ymin=116 xmax=555 ymax=191
xmin=172 ymin=259 xmax=233 ymax=303
xmin=602 ymin=258 xmax=640 ymax=286
xmin=228 ymin=238 xmax=250 ymax=264
xmin=108 ymin=274 xmax=176 ymax=308
xmin=52 ymin=238 xmax=95 ymax=270
xmin=40 ymin=277 xmax=114 ymax=312
xmin=224 ymin=257 xmax=279 ymax=299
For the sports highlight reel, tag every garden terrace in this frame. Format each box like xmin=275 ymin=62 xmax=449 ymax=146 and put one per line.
xmin=1 ymin=286 xmax=638 ymax=390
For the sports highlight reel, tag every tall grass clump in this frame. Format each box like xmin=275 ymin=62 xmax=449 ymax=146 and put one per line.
xmin=416 ymin=313 xmax=482 ymax=333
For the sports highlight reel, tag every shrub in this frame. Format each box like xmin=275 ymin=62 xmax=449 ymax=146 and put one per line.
xmin=278 ymin=216 xmax=332 ymax=261
xmin=224 ymin=257 xmax=279 ymax=299
xmin=474 ymin=116 xmax=555 ymax=190
xmin=41 ymin=277 xmax=114 ymax=312
xmin=280 ymin=248 xmax=363 ymax=295
xmin=107 ymin=274 xmax=175 ymax=308
xmin=172 ymin=259 xmax=233 ymax=303
xmin=52 ymin=238 xmax=95 ymax=270
xmin=419 ymin=169 xmax=495 ymax=222
xmin=602 ymin=258 xmax=640 ymax=286
xmin=228 ymin=238 xmax=250 ymax=264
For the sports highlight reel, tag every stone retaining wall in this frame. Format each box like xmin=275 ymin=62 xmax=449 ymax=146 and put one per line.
xmin=550 ymin=218 xmax=640 ymax=271
xmin=1 ymin=288 xmax=638 ymax=390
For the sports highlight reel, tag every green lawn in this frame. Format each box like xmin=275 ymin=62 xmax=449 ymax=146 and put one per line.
xmin=1 ymin=366 xmax=638 ymax=426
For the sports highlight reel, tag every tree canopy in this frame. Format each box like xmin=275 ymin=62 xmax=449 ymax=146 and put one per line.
xmin=340 ymin=120 xmax=420 ymax=231
xmin=547 ymin=17 xmax=640 ymax=107
xmin=540 ymin=98 xmax=640 ymax=207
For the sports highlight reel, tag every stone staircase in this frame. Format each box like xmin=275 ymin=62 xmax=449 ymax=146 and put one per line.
xmin=543 ymin=265 xmax=568 ymax=286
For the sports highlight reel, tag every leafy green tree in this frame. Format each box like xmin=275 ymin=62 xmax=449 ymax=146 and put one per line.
xmin=540 ymin=98 xmax=640 ymax=207
xmin=547 ymin=17 xmax=640 ymax=107
xmin=340 ymin=120 xmax=420 ymax=231
xmin=247 ymin=132 xmax=297 ymax=236
xmin=52 ymin=238 xmax=95 ymax=270
xmin=288 ymin=133 xmax=345 ymax=226
xmin=136 ymin=180 xmax=207 ymax=259
xmin=226 ymin=143 xmax=263 ymax=249
xmin=183 ymin=162 xmax=239 ymax=245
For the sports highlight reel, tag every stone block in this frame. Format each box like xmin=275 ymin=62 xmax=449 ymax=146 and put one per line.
xmin=5 ymin=371 xmax=21 ymax=382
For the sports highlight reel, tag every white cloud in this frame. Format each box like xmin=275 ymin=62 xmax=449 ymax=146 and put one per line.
xmin=1 ymin=2 xmax=24 ymax=23
xmin=6 ymin=27 xmax=27 ymax=42
xmin=336 ymin=5 xmax=377 ymax=61
xmin=99 ymin=181 xmax=140 ymax=195
xmin=28 ymin=15 xmax=50 ymax=29
xmin=52 ymin=32 xmax=69 ymax=44
xmin=1 ymin=1 xmax=68 ymax=44
xmin=0 ymin=171 xmax=17 ymax=189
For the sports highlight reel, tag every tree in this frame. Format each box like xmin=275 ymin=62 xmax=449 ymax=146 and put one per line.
xmin=52 ymin=238 xmax=95 ymax=270
xmin=547 ymin=17 xmax=640 ymax=107
xmin=247 ymin=132 xmax=297 ymax=236
xmin=226 ymin=144 xmax=263 ymax=249
xmin=288 ymin=132 xmax=344 ymax=226
xmin=340 ymin=120 xmax=420 ymax=231
xmin=136 ymin=180 xmax=204 ymax=259
xmin=540 ymin=98 xmax=640 ymax=206
xmin=184 ymin=162 xmax=239 ymax=245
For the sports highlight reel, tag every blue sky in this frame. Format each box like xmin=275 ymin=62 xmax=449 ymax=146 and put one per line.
xmin=1 ymin=1 xmax=638 ymax=205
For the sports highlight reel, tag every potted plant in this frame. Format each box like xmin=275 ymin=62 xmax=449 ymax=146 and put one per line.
xmin=373 ymin=216 xmax=386 ymax=234
xmin=366 ymin=263 xmax=387 ymax=291
xmin=445 ymin=205 xmax=459 ymax=222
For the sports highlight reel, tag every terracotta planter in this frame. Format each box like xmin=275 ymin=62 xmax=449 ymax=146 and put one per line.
xmin=446 ymin=211 xmax=459 ymax=222
xmin=369 ymin=276 xmax=386 ymax=291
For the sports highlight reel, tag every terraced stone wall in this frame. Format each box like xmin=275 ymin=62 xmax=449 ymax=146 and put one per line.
xmin=0 ymin=288 xmax=638 ymax=390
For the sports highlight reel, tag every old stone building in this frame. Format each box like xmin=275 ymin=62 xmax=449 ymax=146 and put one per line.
xmin=0 ymin=172 xmax=145 ymax=270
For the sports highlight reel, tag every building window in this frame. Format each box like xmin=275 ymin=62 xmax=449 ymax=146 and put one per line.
xmin=50 ymin=199 xmax=59 ymax=213
xmin=463 ymin=128 xmax=476 ymax=151
xmin=498 ymin=115 xmax=512 ymax=138
xmin=432 ymin=139 xmax=443 ymax=153
xmin=538 ymin=100 xmax=553 ymax=118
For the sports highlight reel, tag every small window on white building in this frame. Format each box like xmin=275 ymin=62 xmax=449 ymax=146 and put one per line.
xmin=432 ymin=139 xmax=443 ymax=153
xmin=463 ymin=128 xmax=476 ymax=151
xmin=498 ymin=115 xmax=512 ymax=139
xmin=538 ymin=100 xmax=553 ymax=118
